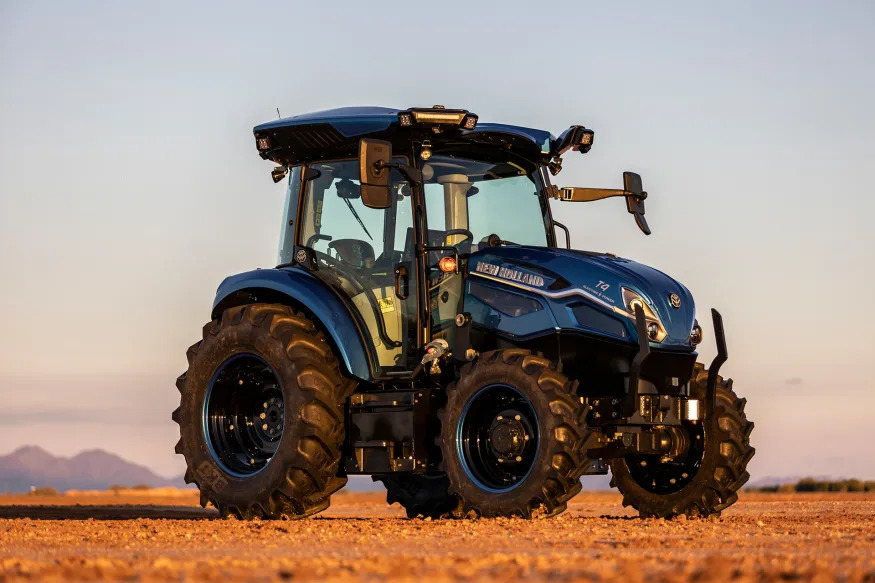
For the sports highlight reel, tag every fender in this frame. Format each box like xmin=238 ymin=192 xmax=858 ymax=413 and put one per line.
xmin=211 ymin=267 xmax=371 ymax=382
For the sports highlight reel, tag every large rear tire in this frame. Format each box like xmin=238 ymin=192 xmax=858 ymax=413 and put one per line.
xmin=609 ymin=363 xmax=754 ymax=518
xmin=437 ymin=349 xmax=588 ymax=518
xmin=172 ymin=304 xmax=356 ymax=519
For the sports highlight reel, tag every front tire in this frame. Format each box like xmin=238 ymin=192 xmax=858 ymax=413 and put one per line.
xmin=609 ymin=363 xmax=754 ymax=518
xmin=437 ymin=349 xmax=588 ymax=518
xmin=172 ymin=304 xmax=355 ymax=519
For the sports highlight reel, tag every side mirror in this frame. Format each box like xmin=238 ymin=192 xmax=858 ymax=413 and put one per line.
xmin=358 ymin=138 xmax=393 ymax=209
xmin=623 ymin=172 xmax=650 ymax=236
xmin=553 ymin=171 xmax=651 ymax=235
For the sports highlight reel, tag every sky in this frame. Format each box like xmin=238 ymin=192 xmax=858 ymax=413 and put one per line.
xmin=1 ymin=0 xmax=873 ymax=480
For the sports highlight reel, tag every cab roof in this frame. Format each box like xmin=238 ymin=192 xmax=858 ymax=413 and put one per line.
xmin=253 ymin=106 xmax=557 ymax=167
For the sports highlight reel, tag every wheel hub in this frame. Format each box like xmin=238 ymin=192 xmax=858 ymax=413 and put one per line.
xmin=627 ymin=421 xmax=704 ymax=494
xmin=203 ymin=354 xmax=285 ymax=477
xmin=488 ymin=414 xmax=527 ymax=459
xmin=255 ymin=396 xmax=284 ymax=440
xmin=456 ymin=384 xmax=540 ymax=492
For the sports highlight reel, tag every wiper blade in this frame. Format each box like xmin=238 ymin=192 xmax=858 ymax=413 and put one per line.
xmin=343 ymin=197 xmax=373 ymax=240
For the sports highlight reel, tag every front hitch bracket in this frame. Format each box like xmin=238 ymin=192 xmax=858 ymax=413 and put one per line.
xmin=624 ymin=305 xmax=651 ymax=417
xmin=704 ymin=308 xmax=728 ymax=423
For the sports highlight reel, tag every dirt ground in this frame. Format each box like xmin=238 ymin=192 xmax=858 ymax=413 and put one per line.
xmin=0 ymin=490 xmax=872 ymax=582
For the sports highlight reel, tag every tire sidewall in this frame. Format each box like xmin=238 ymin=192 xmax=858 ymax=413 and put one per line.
xmin=609 ymin=375 xmax=748 ymax=517
xmin=441 ymin=357 xmax=565 ymax=516
xmin=178 ymin=314 xmax=308 ymax=506
xmin=611 ymin=416 xmax=722 ymax=515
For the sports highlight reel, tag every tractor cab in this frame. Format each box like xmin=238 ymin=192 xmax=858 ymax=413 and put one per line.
xmin=259 ymin=106 xmax=635 ymax=379
xmin=274 ymin=142 xmax=554 ymax=375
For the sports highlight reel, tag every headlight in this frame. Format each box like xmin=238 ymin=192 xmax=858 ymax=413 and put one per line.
xmin=621 ymin=287 xmax=667 ymax=342
xmin=690 ymin=320 xmax=703 ymax=345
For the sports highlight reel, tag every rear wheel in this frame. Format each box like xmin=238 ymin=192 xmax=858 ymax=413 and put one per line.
xmin=173 ymin=304 xmax=356 ymax=519
xmin=609 ymin=363 xmax=754 ymax=518
xmin=437 ymin=349 xmax=588 ymax=518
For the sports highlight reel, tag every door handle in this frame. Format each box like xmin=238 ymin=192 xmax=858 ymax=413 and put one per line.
xmin=394 ymin=264 xmax=409 ymax=300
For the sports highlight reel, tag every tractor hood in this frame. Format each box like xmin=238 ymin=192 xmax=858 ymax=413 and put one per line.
xmin=467 ymin=246 xmax=697 ymax=350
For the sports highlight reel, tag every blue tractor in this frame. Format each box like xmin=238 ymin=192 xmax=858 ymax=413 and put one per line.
xmin=173 ymin=106 xmax=754 ymax=519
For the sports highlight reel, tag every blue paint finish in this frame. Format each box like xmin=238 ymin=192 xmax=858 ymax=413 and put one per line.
xmin=465 ymin=279 xmax=557 ymax=338
xmin=465 ymin=122 xmax=555 ymax=154
xmin=466 ymin=247 xmax=697 ymax=350
xmin=253 ymin=107 xmax=557 ymax=153
xmin=255 ymin=106 xmax=400 ymax=137
xmin=212 ymin=267 xmax=371 ymax=381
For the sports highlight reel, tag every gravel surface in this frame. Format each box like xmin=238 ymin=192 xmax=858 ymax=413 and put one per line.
xmin=0 ymin=491 xmax=872 ymax=582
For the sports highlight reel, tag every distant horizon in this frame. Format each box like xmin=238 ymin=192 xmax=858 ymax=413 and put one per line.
xmin=1 ymin=444 xmax=869 ymax=489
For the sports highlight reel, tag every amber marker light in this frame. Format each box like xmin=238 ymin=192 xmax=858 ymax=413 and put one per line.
xmin=438 ymin=256 xmax=458 ymax=273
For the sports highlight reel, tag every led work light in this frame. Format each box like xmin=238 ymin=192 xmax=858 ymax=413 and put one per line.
xmin=397 ymin=106 xmax=478 ymax=130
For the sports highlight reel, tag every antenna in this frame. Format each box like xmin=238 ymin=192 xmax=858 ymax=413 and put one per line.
xmin=276 ymin=108 xmax=281 ymax=119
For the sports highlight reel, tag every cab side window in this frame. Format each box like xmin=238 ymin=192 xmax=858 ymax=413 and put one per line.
xmin=298 ymin=160 xmax=419 ymax=373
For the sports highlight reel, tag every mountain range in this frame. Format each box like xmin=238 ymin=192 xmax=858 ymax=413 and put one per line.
xmin=0 ymin=445 xmax=186 ymax=493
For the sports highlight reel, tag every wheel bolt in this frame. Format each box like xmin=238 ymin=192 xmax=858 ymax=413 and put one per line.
xmin=640 ymin=460 xmax=647 ymax=467
xmin=681 ymin=472 xmax=688 ymax=479
xmin=514 ymin=415 xmax=521 ymax=421
xmin=260 ymin=413 xmax=266 ymax=419
xmin=515 ymin=456 xmax=522 ymax=462
xmin=238 ymin=379 xmax=244 ymax=385
xmin=524 ymin=435 xmax=530 ymax=441
xmin=228 ymin=424 xmax=234 ymax=430
xmin=263 ymin=402 xmax=268 ymax=408
xmin=250 ymin=458 xmax=255 ymax=464
xmin=262 ymin=423 xmax=268 ymax=430
xmin=498 ymin=458 xmax=504 ymax=463
xmin=496 ymin=415 xmax=503 ymax=421
xmin=669 ymin=478 xmax=676 ymax=484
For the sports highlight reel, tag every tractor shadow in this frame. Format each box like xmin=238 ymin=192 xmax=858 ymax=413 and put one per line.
xmin=0 ymin=505 xmax=218 ymax=521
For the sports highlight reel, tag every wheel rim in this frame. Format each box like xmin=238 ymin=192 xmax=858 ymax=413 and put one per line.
xmin=456 ymin=384 xmax=539 ymax=493
xmin=626 ymin=421 xmax=705 ymax=494
xmin=203 ymin=354 xmax=284 ymax=477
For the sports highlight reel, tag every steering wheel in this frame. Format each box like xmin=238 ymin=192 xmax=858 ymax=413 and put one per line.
xmin=316 ymin=252 xmax=370 ymax=294
xmin=444 ymin=228 xmax=474 ymax=243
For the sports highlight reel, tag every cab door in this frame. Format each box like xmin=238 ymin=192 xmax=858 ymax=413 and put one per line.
xmin=297 ymin=160 xmax=420 ymax=376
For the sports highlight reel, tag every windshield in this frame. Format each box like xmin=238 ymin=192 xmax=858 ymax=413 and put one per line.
xmin=422 ymin=155 xmax=549 ymax=250
xmin=422 ymin=153 xmax=550 ymax=343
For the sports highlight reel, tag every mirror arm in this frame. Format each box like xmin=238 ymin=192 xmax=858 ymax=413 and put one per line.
xmin=375 ymin=160 xmax=422 ymax=184
xmin=553 ymin=187 xmax=646 ymax=203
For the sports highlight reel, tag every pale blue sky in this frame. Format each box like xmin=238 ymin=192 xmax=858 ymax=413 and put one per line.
xmin=1 ymin=1 xmax=873 ymax=479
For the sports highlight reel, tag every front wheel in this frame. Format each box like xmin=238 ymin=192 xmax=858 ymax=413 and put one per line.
xmin=609 ymin=363 xmax=754 ymax=518
xmin=437 ymin=349 xmax=589 ymax=518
